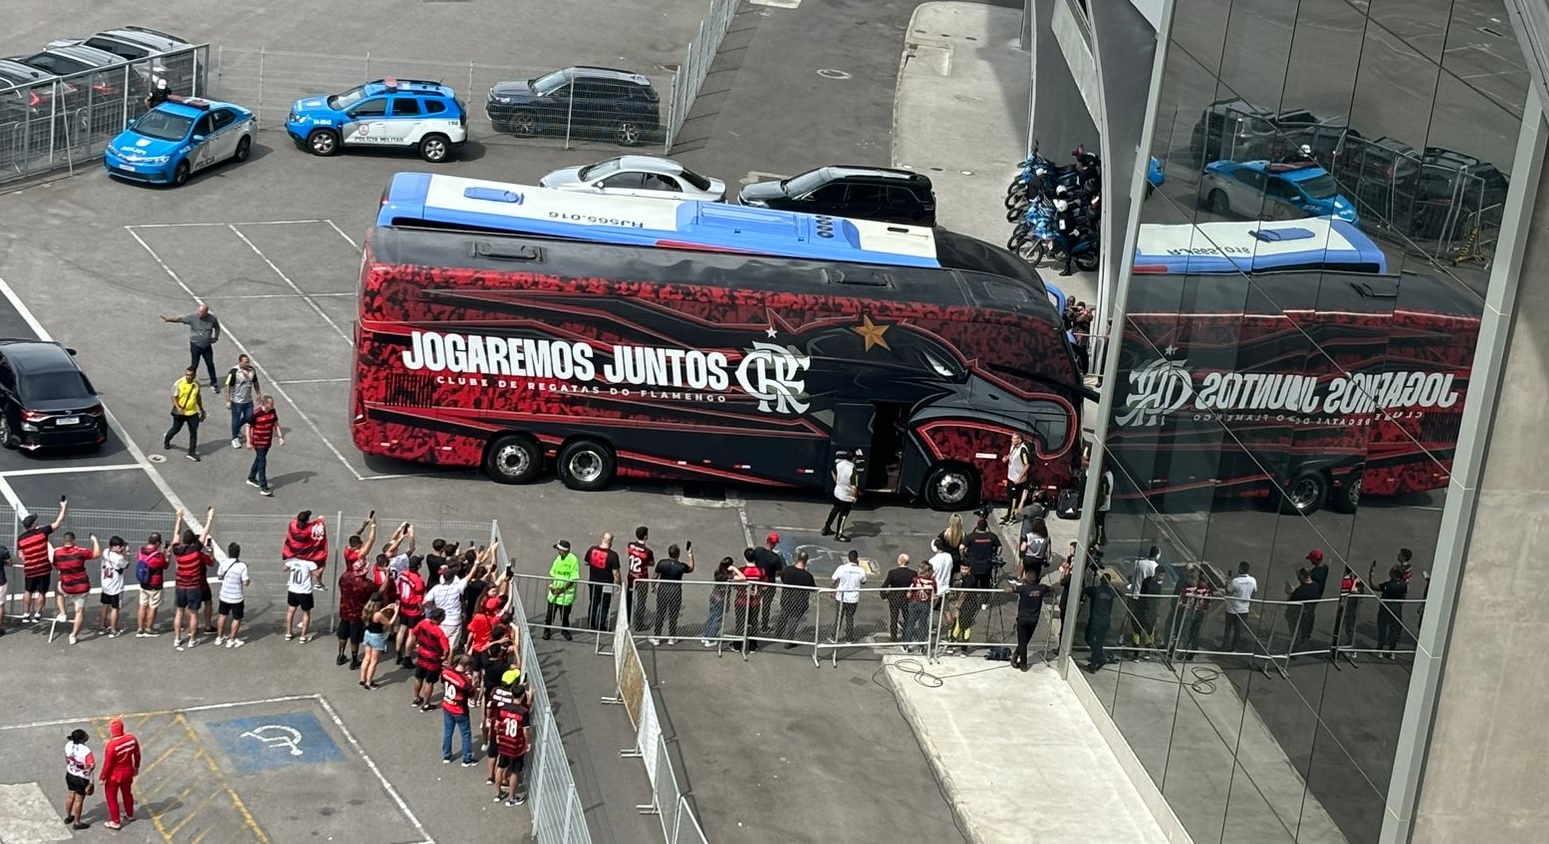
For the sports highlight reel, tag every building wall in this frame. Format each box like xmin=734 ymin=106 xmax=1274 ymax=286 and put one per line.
xmin=1408 ymin=98 xmax=1549 ymax=843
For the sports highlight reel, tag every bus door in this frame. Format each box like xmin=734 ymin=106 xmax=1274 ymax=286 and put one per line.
xmin=831 ymin=401 xmax=911 ymax=492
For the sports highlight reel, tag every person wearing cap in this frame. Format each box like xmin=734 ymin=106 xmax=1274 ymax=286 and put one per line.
xmin=336 ymin=558 xmax=376 ymax=669
xmin=484 ymin=667 xmax=522 ymax=788
xmin=820 ymin=450 xmax=859 ymax=542
xmin=1284 ymin=568 xmax=1321 ymax=650
xmin=544 ymin=541 xmax=580 ymax=639
xmin=63 ymin=727 xmax=95 ymax=830
xmin=1306 ymin=549 xmax=1330 ymax=597
xmin=144 ymin=63 xmax=171 ymax=109
xmin=752 ymin=532 xmax=785 ymax=633
xmin=100 ymin=717 xmax=140 ymax=830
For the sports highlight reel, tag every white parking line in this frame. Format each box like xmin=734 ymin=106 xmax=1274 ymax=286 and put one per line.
xmin=325 ymin=220 xmax=362 ymax=250
xmin=0 ymin=277 xmax=204 ymax=532
xmin=205 ymin=292 xmax=354 ymax=300
xmin=228 ymin=224 xmax=354 ymax=346
xmin=274 ymin=378 xmax=350 ymax=385
xmin=0 ymin=464 xmax=144 ymax=477
xmin=0 ymin=475 xmax=27 ymax=518
xmin=122 ymin=228 xmax=368 ymax=483
xmin=124 ymin=219 xmax=332 ymax=229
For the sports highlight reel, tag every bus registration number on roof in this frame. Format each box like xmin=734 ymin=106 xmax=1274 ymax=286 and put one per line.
xmin=547 ymin=212 xmax=645 ymax=228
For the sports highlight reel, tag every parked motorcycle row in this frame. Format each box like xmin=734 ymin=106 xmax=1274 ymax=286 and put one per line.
xmin=1004 ymin=143 xmax=1103 ymax=275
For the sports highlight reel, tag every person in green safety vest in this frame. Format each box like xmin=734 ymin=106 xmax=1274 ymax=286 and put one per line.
xmin=544 ymin=540 xmax=580 ymax=640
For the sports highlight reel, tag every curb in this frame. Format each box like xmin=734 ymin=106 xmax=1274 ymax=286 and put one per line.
xmin=880 ymin=656 xmax=989 ymax=844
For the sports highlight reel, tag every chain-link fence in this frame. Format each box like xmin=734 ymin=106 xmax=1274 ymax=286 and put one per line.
xmin=0 ymin=44 xmax=209 ymax=185
xmin=209 ymin=46 xmax=673 ymax=152
xmin=664 ymin=0 xmax=742 ymax=151
xmin=490 ymin=524 xmax=593 ymax=844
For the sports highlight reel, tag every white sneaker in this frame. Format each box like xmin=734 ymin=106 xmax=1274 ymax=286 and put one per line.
xmin=231 ymin=438 xmax=242 ymax=449
xmin=175 ymin=640 xmax=185 ymax=652
xmin=667 ymin=639 xmax=678 ymax=646
xmin=229 ymin=638 xmax=245 ymax=648
xmin=187 ymin=637 xmax=198 ymax=649
xmin=214 ymin=635 xmax=225 ymax=646
xmin=649 ymin=638 xmax=660 ymax=646
xmin=246 ymin=479 xmax=260 ymax=489
xmin=701 ymin=639 xmax=714 ymax=648
xmin=68 ymin=634 xmax=78 ymax=645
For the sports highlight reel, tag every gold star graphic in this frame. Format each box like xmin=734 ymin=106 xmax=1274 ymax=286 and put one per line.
xmin=853 ymin=314 xmax=891 ymax=351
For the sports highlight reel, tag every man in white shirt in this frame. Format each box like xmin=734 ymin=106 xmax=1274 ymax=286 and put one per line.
xmin=927 ymin=537 xmax=954 ymax=599
xmin=1132 ymin=546 xmax=1160 ymax=594
xmin=1001 ymin=432 xmax=1031 ymax=525
xmin=1221 ymin=561 xmax=1257 ymax=654
xmin=284 ymin=557 xmax=318 ymax=642
xmin=820 ymin=450 xmax=860 ymax=542
xmin=97 ymin=536 xmax=131 ymax=638
xmin=216 ymin=543 xmax=252 ymax=648
xmin=829 ymin=550 xmax=868 ymax=642
xmin=425 ymin=566 xmax=470 ymax=651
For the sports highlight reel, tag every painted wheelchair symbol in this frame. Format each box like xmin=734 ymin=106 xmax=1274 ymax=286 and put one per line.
xmin=241 ymin=724 xmax=306 ymax=757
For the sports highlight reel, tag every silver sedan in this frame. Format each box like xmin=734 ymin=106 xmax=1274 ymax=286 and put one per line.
xmin=538 ymin=155 xmax=727 ymax=201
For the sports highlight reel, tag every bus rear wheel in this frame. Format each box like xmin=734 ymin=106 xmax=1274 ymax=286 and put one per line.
xmin=923 ymin=463 xmax=978 ymax=511
xmin=1280 ymin=470 xmax=1328 ymax=515
xmin=557 ymin=439 xmax=615 ymax=492
xmin=484 ymin=434 xmax=542 ymax=485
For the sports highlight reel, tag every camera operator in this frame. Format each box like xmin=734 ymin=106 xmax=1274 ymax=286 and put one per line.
xmin=962 ymin=514 xmax=1001 ymax=591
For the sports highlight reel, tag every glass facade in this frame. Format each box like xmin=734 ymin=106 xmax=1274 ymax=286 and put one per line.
xmin=1074 ymin=1 xmax=1527 ymax=842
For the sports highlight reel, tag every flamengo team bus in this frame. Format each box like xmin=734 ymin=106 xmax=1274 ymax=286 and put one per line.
xmin=1109 ymin=268 xmax=1481 ymax=515
xmin=354 ymin=176 xmax=1088 ymax=507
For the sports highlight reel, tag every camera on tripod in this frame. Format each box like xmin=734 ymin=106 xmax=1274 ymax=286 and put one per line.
xmin=973 ymin=503 xmax=994 ymax=520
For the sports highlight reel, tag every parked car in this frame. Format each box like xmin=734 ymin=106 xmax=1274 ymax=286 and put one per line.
xmin=539 ymin=156 xmax=726 ymax=201
xmin=0 ymin=340 xmax=106 ymax=452
xmin=486 ymin=66 xmax=660 ymax=147
xmin=54 ymin=27 xmax=197 ymax=92
xmin=1332 ymin=136 xmax=1508 ymax=238
xmin=738 ymin=166 xmax=937 ymax=226
xmin=1200 ymin=159 xmax=1359 ymax=225
xmin=286 ymin=77 xmax=467 ymax=162
xmin=16 ymin=44 xmax=147 ymax=92
xmin=104 ymin=96 xmax=255 ymax=186
xmin=1190 ymin=98 xmax=1359 ymax=165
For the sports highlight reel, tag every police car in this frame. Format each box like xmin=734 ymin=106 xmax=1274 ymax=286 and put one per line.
xmin=1200 ymin=159 xmax=1360 ymax=226
xmin=103 ymin=97 xmax=255 ymax=186
xmin=286 ymin=77 xmax=467 ymax=163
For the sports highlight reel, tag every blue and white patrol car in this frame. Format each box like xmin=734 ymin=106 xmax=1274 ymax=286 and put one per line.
xmin=103 ymin=97 xmax=256 ymax=186
xmin=285 ymin=77 xmax=468 ymax=163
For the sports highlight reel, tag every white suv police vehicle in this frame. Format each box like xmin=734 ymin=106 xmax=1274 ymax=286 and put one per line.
xmin=286 ymin=77 xmax=468 ymax=162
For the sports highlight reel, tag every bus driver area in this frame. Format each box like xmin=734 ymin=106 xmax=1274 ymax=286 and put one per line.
xmin=122 ymin=218 xmax=417 ymax=483
xmin=0 ymin=696 xmax=427 ymax=844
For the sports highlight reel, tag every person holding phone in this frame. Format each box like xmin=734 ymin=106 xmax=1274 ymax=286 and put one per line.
xmin=650 ymin=542 xmax=695 ymax=646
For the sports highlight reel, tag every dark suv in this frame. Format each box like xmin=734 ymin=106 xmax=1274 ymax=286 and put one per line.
xmin=1331 ymin=136 xmax=1509 ymax=239
xmin=737 ymin=166 xmax=937 ymax=226
xmin=486 ymin=66 xmax=660 ymax=146
xmin=0 ymin=340 xmax=105 ymax=452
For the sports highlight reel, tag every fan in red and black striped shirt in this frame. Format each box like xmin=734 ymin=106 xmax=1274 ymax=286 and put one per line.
xmin=242 ymin=396 xmax=283 ymax=497
xmin=53 ymin=532 xmax=98 ymax=644
xmin=16 ymin=498 xmax=67 ymax=624
xmin=493 ymin=694 xmax=532 ymax=805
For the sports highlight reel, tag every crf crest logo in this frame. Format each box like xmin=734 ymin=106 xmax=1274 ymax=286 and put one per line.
xmin=1117 ymin=356 xmax=1194 ymax=427
xmin=735 ymin=342 xmax=811 ymax=414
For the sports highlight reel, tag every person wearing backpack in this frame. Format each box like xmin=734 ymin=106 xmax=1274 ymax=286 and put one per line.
xmin=223 ymin=353 xmax=260 ymax=450
xmin=134 ymin=522 xmax=173 ymax=637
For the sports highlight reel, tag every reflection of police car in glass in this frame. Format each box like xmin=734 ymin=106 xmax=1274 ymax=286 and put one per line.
xmin=286 ymin=77 xmax=467 ymax=162
xmin=103 ymin=97 xmax=255 ymax=186
xmin=1200 ymin=159 xmax=1359 ymax=226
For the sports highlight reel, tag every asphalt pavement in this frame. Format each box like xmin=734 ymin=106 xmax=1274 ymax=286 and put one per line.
xmin=0 ymin=4 xmax=977 ymax=843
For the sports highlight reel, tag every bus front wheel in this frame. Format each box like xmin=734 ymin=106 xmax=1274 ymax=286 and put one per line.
xmin=557 ymin=439 xmax=615 ymax=492
xmin=923 ymin=463 xmax=978 ymax=511
xmin=484 ymin=434 xmax=543 ymax=485
xmin=1280 ymin=470 xmax=1329 ymax=515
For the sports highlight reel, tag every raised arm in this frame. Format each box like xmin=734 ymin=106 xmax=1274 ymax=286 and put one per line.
xmin=172 ymin=507 xmax=186 ymax=542
xmin=50 ymin=497 xmax=68 ymax=531
xmin=89 ymin=535 xmax=101 ymax=559
xmin=196 ymin=507 xmax=215 ymax=545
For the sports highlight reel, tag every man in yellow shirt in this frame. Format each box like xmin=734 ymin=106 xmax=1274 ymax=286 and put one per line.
xmin=164 ymin=366 xmax=206 ymax=461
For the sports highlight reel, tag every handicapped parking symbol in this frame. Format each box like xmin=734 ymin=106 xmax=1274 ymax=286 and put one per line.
xmin=241 ymin=724 xmax=305 ymax=757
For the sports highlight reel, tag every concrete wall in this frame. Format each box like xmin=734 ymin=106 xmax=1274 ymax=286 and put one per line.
xmin=1029 ymin=0 xmax=1100 ymax=157
xmin=1408 ymin=100 xmax=1549 ymax=843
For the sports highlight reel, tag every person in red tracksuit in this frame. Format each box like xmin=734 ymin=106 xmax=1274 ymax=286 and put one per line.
xmin=282 ymin=510 xmax=330 ymax=592
xmin=100 ymin=717 xmax=140 ymax=830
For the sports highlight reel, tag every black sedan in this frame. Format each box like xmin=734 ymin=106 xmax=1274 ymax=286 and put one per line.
xmin=0 ymin=340 xmax=106 ymax=451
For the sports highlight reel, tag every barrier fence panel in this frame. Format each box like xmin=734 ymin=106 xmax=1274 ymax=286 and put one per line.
xmin=0 ymin=45 xmax=208 ymax=186
xmin=491 ymin=522 xmax=593 ymax=844
xmin=210 ymin=46 xmax=672 ymax=151
xmin=665 ymin=0 xmax=743 ymax=150
xmin=813 ymin=584 xmax=936 ymax=665
xmin=930 ymin=585 xmax=1061 ymax=665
